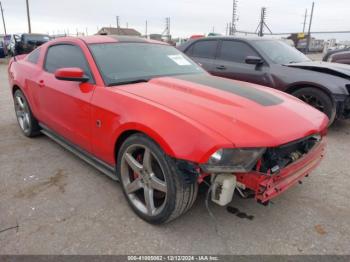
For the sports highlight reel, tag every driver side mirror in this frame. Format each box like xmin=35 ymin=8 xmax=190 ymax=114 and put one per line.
xmin=245 ymin=56 xmax=264 ymax=65
xmin=54 ymin=68 xmax=89 ymax=82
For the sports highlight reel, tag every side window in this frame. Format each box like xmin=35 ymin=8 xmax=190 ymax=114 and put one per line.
xmin=191 ymin=40 xmax=218 ymax=59
xmin=44 ymin=44 xmax=93 ymax=81
xmin=184 ymin=44 xmax=194 ymax=56
xmin=218 ymin=41 xmax=258 ymax=63
xmin=27 ymin=48 xmax=40 ymax=64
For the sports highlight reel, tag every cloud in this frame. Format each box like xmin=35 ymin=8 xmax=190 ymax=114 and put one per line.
xmin=1 ymin=0 xmax=349 ymax=40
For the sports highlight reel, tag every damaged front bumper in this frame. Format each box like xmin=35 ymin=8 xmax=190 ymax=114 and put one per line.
xmin=235 ymin=138 xmax=326 ymax=204
xmin=335 ymin=94 xmax=350 ymax=119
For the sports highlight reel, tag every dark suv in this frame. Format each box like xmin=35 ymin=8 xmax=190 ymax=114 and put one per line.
xmin=178 ymin=37 xmax=350 ymax=124
xmin=11 ymin=33 xmax=51 ymax=56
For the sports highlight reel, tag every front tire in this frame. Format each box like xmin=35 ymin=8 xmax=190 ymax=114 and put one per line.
xmin=292 ymin=87 xmax=336 ymax=125
xmin=117 ymin=134 xmax=198 ymax=224
xmin=13 ymin=89 xmax=41 ymax=137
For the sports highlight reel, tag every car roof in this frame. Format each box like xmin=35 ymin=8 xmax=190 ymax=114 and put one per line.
xmin=77 ymin=35 xmax=167 ymax=45
xmin=192 ymin=36 xmax=279 ymax=42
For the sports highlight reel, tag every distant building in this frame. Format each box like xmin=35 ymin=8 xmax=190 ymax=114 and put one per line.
xmin=96 ymin=27 xmax=141 ymax=36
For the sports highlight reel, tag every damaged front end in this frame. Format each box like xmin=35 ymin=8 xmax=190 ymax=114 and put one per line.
xmin=193 ymin=134 xmax=326 ymax=206
xmin=235 ymin=134 xmax=326 ymax=204
xmin=335 ymin=93 xmax=350 ymax=119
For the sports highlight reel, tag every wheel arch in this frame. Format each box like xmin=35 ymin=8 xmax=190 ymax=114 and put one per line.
xmin=285 ymin=82 xmax=334 ymax=101
xmin=12 ymin=84 xmax=22 ymax=94
xmin=113 ymin=125 xmax=176 ymax=165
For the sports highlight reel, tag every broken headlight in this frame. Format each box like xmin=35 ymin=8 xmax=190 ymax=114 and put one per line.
xmin=201 ymin=148 xmax=266 ymax=173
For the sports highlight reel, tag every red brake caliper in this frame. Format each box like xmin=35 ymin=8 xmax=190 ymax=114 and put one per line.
xmin=133 ymin=154 xmax=143 ymax=180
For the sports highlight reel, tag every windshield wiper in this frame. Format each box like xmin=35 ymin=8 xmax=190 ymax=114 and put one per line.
xmin=108 ymin=78 xmax=150 ymax=87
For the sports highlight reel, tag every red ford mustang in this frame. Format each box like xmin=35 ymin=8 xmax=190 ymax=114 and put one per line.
xmin=8 ymin=36 xmax=328 ymax=224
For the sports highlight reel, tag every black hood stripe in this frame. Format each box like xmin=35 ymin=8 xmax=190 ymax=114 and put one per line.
xmin=173 ymin=74 xmax=283 ymax=106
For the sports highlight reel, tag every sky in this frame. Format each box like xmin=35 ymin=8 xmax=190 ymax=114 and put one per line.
xmin=1 ymin=0 xmax=349 ymax=40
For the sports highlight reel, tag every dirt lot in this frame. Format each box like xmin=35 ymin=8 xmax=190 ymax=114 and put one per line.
xmin=0 ymin=61 xmax=350 ymax=255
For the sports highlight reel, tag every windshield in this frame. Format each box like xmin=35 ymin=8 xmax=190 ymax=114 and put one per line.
xmin=254 ymin=40 xmax=310 ymax=64
xmin=89 ymin=42 xmax=204 ymax=86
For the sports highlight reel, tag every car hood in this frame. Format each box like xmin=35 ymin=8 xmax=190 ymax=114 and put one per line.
xmin=285 ymin=61 xmax=350 ymax=79
xmin=116 ymin=74 xmax=328 ymax=148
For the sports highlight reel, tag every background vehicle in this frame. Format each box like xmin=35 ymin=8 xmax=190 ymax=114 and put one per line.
xmin=10 ymin=33 xmax=51 ymax=55
xmin=323 ymin=47 xmax=350 ymax=62
xmin=2 ymin=35 xmax=12 ymax=56
xmin=8 ymin=36 xmax=327 ymax=224
xmin=0 ymin=40 xmax=5 ymax=58
xmin=326 ymin=51 xmax=350 ymax=65
xmin=178 ymin=37 xmax=350 ymax=124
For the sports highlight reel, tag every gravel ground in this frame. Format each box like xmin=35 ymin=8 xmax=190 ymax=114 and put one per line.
xmin=0 ymin=61 xmax=349 ymax=255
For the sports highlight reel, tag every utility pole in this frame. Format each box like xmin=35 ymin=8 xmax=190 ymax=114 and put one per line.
xmin=302 ymin=9 xmax=308 ymax=33
xmin=255 ymin=7 xmax=272 ymax=37
xmin=306 ymin=2 xmax=315 ymax=53
xmin=145 ymin=20 xmax=148 ymax=37
xmin=231 ymin=0 xmax=238 ymax=35
xmin=0 ymin=1 xmax=7 ymax=35
xmin=116 ymin=16 xmax=120 ymax=28
xmin=259 ymin=7 xmax=265 ymax=37
xmin=26 ymin=0 xmax=32 ymax=33
xmin=162 ymin=17 xmax=171 ymax=40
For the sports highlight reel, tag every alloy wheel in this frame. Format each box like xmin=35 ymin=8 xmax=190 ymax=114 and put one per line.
xmin=120 ymin=144 xmax=168 ymax=216
xmin=14 ymin=93 xmax=31 ymax=134
xmin=298 ymin=94 xmax=325 ymax=112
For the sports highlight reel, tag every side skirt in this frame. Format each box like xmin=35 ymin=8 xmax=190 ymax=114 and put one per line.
xmin=39 ymin=124 xmax=118 ymax=181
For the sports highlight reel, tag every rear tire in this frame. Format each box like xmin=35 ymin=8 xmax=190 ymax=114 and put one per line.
xmin=292 ymin=87 xmax=336 ymax=125
xmin=117 ymin=133 xmax=198 ymax=224
xmin=13 ymin=89 xmax=41 ymax=137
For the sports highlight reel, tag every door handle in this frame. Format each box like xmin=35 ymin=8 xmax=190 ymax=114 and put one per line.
xmin=38 ymin=80 xmax=45 ymax=88
xmin=216 ymin=65 xmax=226 ymax=70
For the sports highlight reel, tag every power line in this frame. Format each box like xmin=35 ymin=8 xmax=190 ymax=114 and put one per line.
xmin=0 ymin=1 xmax=7 ymax=35
xmin=265 ymin=30 xmax=350 ymax=35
